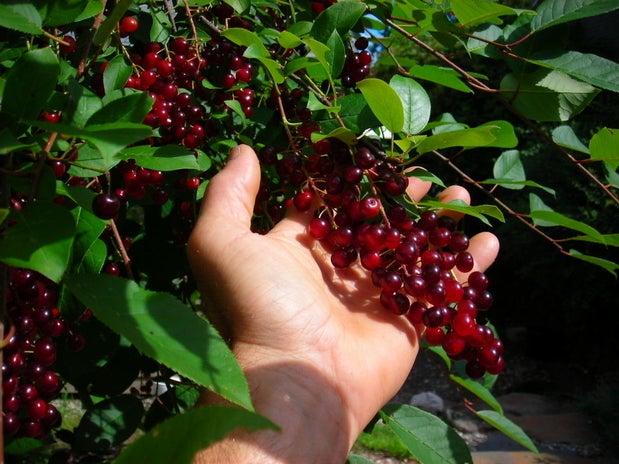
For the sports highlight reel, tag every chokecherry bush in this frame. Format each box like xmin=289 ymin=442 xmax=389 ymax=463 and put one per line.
xmin=0 ymin=0 xmax=617 ymax=462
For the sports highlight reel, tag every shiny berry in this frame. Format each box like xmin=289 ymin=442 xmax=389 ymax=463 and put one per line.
xmin=92 ymin=193 xmax=120 ymax=220
xmin=119 ymin=16 xmax=139 ymax=36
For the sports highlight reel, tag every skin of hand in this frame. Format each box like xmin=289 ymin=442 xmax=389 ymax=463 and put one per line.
xmin=188 ymin=145 xmax=499 ymax=464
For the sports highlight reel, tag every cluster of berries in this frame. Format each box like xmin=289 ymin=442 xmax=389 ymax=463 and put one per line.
xmin=2 ymin=269 xmax=87 ymax=438
xmin=342 ymin=37 xmax=372 ymax=87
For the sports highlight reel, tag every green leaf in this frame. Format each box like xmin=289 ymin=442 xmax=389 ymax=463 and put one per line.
xmin=278 ymin=30 xmax=302 ymax=48
xmin=480 ymin=179 xmax=555 ymax=195
xmin=531 ymin=0 xmax=619 ymax=32
xmin=406 ymin=168 xmax=446 ymax=188
xmin=0 ymin=203 xmax=75 ymax=282
xmin=416 ymin=125 xmax=503 ymax=154
xmin=500 ymin=70 xmax=599 ymax=122
xmin=311 ymin=127 xmax=357 ymax=145
xmin=65 ymin=274 xmax=253 ymax=410
xmin=0 ymin=1 xmax=43 ymax=35
xmin=551 ymin=125 xmax=590 ymax=154
xmin=43 ymin=0 xmax=90 ymax=27
xmin=74 ymin=395 xmax=144 ymax=453
xmin=68 ymin=145 xmax=120 ymax=178
xmin=565 ymin=233 xmax=619 ymax=247
xmin=0 ymin=128 xmax=33 ymax=154
xmin=74 ymin=0 xmax=104 ymax=21
xmin=427 ymin=345 xmax=451 ymax=369
xmin=451 ymin=0 xmax=516 ymax=27
xmin=287 ymin=21 xmax=313 ymax=36
xmin=225 ymin=99 xmax=247 ymax=125
xmin=347 ymin=454 xmax=375 ymax=464
xmin=76 ymin=238 xmax=107 ymax=274
xmin=222 ymin=28 xmax=268 ymax=57
xmin=475 ymin=410 xmax=538 ymax=452
xmin=527 ymin=51 xmax=619 ymax=93
xmin=150 ymin=8 xmax=171 ymax=42
xmin=5 ymin=438 xmax=44 ymax=455
xmin=87 ymin=92 xmax=153 ymax=125
xmin=589 ymin=127 xmax=619 ymax=167
xmin=71 ymin=206 xmax=106 ymax=274
xmin=492 ymin=150 xmax=525 ymax=189
xmin=381 ymin=404 xmax=472 ymax=464
xmin=117 ymin=145 xmax=201 ymax=171
xmin=1 ymin=48 xmax=59 ymax=120
xmin=357 ymin=78 xmax=404 ymax=133
xmin=115 ymin=406 xmax=274 ymax=464
xmin=569 ymin=249 xmax=619 ymax=276
xmin=103 ymin=55 xmax=132 ymax=95
xmin=65 ymin=81 xmax=103 ymax=128
xmin=326 ymin=30 xmax=346 ymax=77
xmin=421 ymin=199 xmax=505 ymax=226
xmin=389 ymin=75 xmax=431 ymax=135
xmin=408 ymin=65 xmax=472 ymax=93
xmin=254 ymin=56 xmax=285 ymax=84
xmin=223 ymin=0 xmax=250 ymax=14
xmin=310 ymin=1 xmax=366 ymax=43
xmin=479 ymin=120 xmax=517 ymax=148
xmin=529 ymin=210 xmax=606 ymax=243
xmin=467 ymin=24 xmax=503 ymax=57
xmin=317 ymin=94 xmax=379 ymax=133
xmin=529 ymin=193 xmax=555 ymax=226
xmin=32 ymin=121 xmax=152 ymax=162
xmin=449 ymin=375 xmax=503 ymax=414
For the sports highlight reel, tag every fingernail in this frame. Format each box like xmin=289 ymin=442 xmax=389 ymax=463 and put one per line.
xmin=229 ymin=145 xmax=242 ymax=161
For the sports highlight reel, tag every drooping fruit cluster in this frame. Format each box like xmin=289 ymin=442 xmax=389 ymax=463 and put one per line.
xmin=342 ymin=37 xmax=372 ymax=87
xmin=253 ymin=136 xmax=504 ymax=378
xmin=2 ymin=268 xmax=87 ymax=438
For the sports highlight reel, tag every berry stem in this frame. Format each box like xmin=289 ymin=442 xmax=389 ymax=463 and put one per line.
xmin=76 ymin=0 xmax=108 ymax=78
xmin=109 ymin=220 xmax=135 ymax=279
xmin=42 ymin=31 xmax=72 ymax=47
xmin=182 ymin=0 xmax=199 ymax=45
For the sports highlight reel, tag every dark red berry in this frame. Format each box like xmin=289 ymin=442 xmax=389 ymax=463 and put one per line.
xmin=92 ymin=193 xmax=121 ymax=220
xmin=119 ymin=16 xmax=139 ymax=36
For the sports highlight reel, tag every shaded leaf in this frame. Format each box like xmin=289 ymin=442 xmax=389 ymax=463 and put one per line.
xmin=87 ymin=92 xmax=153 ymax=125
xmin=421 ymin=199 xmax=505 ymax=225
xmin=311 ymin=127 xmax=356 ymax=145
xmin=493 ymin=150 xmax=525 ymax=188
xmin=114 ymin=406 xmax=274 ymax=464
xmin=551 ymin=125 xmax=590 ymax=154
xmin=449 ymin=375 xmax=503 ymax=414
xmin=117 ymin=145 xmax=201 ymax=171
xmin=65 ymin=274 xmax=253 ymax=409
xmin=475 ymin=410 xmax=538 ymax=452
xmin=531 ymin=0 xmax=619 ymax=32
xmin=480 ymin=179 xmax=555 ymax=195
xmin=565 ymin=233 xmax=619 ymax=247
xmin=103 ymin=55 xmax=132 ymax=95
xmin=317 ymin=94 xmax=379 ymax=133
xmin=569 ymin=249 xmax=619 ymax=276
xmin=326 ymin=30 xmax=346 ymax=77
xmin=0 ymin=1 xmax=42 ymax=34
xmin=589 ymin=127 xmax=619 ymax=167
xmin=310 ymin=1 xmax=366 ymax=43
xmin=0 ymin=203 xmax=75 ymax=282
xmin=529 ymin=210 xmax=606 ymax=243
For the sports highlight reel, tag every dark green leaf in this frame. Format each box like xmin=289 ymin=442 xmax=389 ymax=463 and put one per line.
xmin=0 ymin=128 xmax=33 ymax=154
xmin=65 ymin=81 xmax=103 ymax=128
xmin=551 ymin=125 xmax=590 ymax=154
xmin=527 ymin=51 xmax=619 ymax=93
xmin=389 ymin=75 xmax=431 ymax=135
xmin=500 ymin=70 xmax=599 ymax=122
xmin=381 ymin=404 xmax=472 ymax=464
xmin=68 ymin=144 xmax=120 ymax=178
xmin=87 ymin=92 xmax=153 ymax=125
xmin=65 ymin=274 xmax=253 ymax=409
xmin=421 ymin=199 xmax=505 ymax=225
xmin=223 ymin=0 xmax=250 ymax=14
xmin=529 ymin=210 xmax=606 ymax=243
xmin=408 ymin=65 xmax=472 ymax=93
xmin=449 ymin=375 xmax=503 ymax=414
xmin=74 ymin=395 xmax=144 ymax=453
xmin=492 ymin=150 xmax=525 ymax=189
xmin=43 ymin=0 xmax=90 ymax=26
xmin=406 ymin=168 xmax=446 ymax=188
xmin=451 ymin=0 xmax=516 ymax=27
xmin=103 ymin=55 xmax=132 ymax=95
xmin=310 ymin=1 xmax=366 ymax=42
xmin=317 ymin=94 xmax=379 ymax=133
xmin=76 ymin=238 xmax=106 ymax=274
xmin=93 ymin=0 xmax=132 ymax=46
xmin=347 ymin=454 xmax=375 ymax=464
xmin=117 ymin=145 xmax=201 ymax=171
xmin=150 ymin=8 xmax=171 ymax=42
xmin=74 ymin=0 xmax=104 ymax=21
xmin=427 ymin=345 xmax=451 ymax=369
xmin=326 ymin=30 xmax=345 ymax=77
xmin=480 ymin=179 xmax=556 ymax=195
xmin=357 ymin=78 xmax=404 ymax=133
xmin=475 ymin=410 xmax=538 ymax=452
xmin=115 ymin=406 xmax=274 ymax=464
xmin=0 ymin=203 xmax=75 ymax=282
xmin=531 ymin=0 xmax=619 ymax=32
xmin=0 ymin=1 xmax=42 ymax=34
xmin=565 ymin=233 xmax=619 ymax=247
xmin=225 ymin=99 xmax=247 ymax=125
xmin=569 ymin=249 xmax=619 ymax=276
xmin=90 ymin=346 xmax=141 ymax=396
xmin=5 ymin=438 xmax=43 ymax=455
xmin=2 ymin=48 xmax=59 ymax=120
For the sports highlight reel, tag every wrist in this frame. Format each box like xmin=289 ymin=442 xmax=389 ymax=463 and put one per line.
xmin=197 ymin=343 xmax=358 ymax=464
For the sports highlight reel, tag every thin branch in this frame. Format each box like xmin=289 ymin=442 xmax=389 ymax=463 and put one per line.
xmin=109 ymin=220 xmax=134 ymax=279
xmin=432 ymin=150 xmax=568 ymax=255
xmin=182 ymin=0 xmax=199 ymax=45
xmin=29 ymin=132 xmax=58 ymax=201
xmin=273 ymin=85 xmax=299 ymax=152
xmin=43 ymin=31 xmax=71 ymax=46
xmin=77 ymin=0 xmax=107 ymax=78
xmin=163 ymin=0 xmax=177 ymax=32
xmin=197 ymin=15 xmax=221 ymax=36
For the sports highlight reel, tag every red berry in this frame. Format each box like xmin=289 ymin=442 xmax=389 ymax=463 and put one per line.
xmin=308 ymin=218 xmax=330 ymax=240
xmin=425 ymin=327 xmax=445 ymax=345
xmin=59 ymin=36 xmax=77 ymax=55
xmin=29 ymin=398 xmax=48 ymax=421
xmin=360 ymin=197 xmax=381 ymax=219
xmin=293 ymin=190 xmax=313 ymax=212
xmin=92 ymin=193 xmax=121 ymax=220
xmin=443 ymin=332 xmax=467 ymax=357
xmin=355 ymin=37 xmax=369 ymax=50
xmin=119 ymin=16 xmax=139 ymax=36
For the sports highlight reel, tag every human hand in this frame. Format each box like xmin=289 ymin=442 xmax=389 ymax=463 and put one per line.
xmin=188 ymin=145 xmax=499 ymax=463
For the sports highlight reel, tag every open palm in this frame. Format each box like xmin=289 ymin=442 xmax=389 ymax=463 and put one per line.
xmin=188 ymin=145 xmax=499 ymax=449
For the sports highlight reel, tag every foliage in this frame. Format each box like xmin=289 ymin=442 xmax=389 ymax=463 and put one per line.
xmin=0 ymin=0 xmax=617 ymax=462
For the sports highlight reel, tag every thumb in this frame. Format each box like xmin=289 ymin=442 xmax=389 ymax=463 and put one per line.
xmin=196 ymin=144 xmax=261 ymax=242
